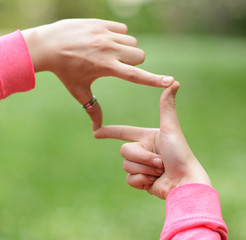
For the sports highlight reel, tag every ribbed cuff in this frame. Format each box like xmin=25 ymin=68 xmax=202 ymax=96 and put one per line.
xmin=0 ymin=30 xmax=35 ymax=99
xmin=161 ymin=183 xmax=228 ymax=240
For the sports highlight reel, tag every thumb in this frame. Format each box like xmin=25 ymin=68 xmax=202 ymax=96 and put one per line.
xmin=86 ymin=102 xmax=103 ymax=131
xmin=160 ymin=81 xmax=181 ymax=133
xmin=56 ymin=73 xmax=102 ymax=131
xmin=72 ymin=87 xmax=103 ymax=131
xmin=80 ymin=90 xmax=102 ymax=131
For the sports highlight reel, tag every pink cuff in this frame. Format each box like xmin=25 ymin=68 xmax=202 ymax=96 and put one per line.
xmin=161 ymin=184 xmax=228 ymax=240
xmin=0 ymin=30 xmax=35 ymax=99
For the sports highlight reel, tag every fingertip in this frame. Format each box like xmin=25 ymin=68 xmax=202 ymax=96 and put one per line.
xmin=93 ymin=127 xmax=104 ymax=139
xmin=171 ymin=81 xmax=180 ymax=95
xmin=92 ymin=121 xmax=101 ymax=131
xmin=162 ymin=76 xmax=175 ymax=87
xmin=122 ymin=23 xmax=128 ymax=34
xmin=160 ymin=80 xmax=180 ymax=104
xmin=93 ymin=130 xmax=98 ymax=139
xmin=86 ymin=102 xmax=103 ymax=131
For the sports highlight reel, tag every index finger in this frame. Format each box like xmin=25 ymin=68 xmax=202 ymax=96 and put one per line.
xmin=93 ymin=125 xmax=148 ymax=142
xmin=112 ymin=61 xmax=175 ymax=88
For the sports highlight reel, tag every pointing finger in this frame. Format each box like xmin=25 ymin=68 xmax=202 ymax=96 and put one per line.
xmin=94 ymin=125 xmax=149 ymax=142
xmin=112 ymin=61 xmax=174 ymax=88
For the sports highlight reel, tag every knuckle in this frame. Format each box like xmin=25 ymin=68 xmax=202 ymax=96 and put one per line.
xmin=160 ymin=96 xmax=176 ymax=109
xmin=89 ymin=18 xmax=104 ymax=27
xmin=91 ymin=37 xmax=111 ymax=51
xmin=100 ymin=61 xmax=114 ymax=75
xmin=88 ymin=22 xmax=105 ymax=34
xmin=126 ymin=67 xmax=138 ymax=82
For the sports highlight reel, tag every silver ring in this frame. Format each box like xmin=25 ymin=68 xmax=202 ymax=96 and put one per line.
xmin=83 ymin=95 xmax=97 ymax=110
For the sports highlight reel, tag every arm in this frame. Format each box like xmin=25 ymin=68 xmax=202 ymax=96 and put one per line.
xmin=94 ymin=82 xmax=228 ymax=239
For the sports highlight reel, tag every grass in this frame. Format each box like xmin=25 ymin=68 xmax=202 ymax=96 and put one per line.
xmin=0 ymin=34 xmax=246 ymax=240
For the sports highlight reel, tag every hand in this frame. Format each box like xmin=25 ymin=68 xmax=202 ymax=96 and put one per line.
xmin=94 ymin=82 xmax=211 ymax=199
xmin=21 ymin=19 xmax=174 ymax=130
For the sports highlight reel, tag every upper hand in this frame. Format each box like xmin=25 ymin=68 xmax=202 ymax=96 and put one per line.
xmin=94 ymin=82 xmax=211 ymax=199
xmin=22 ymin=19 xmax=174 ymax=130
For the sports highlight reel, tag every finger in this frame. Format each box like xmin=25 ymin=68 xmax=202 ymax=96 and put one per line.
xmin=112 ymin=61 xmax=175 ymax=88
xmin=57 ymin=74 xmax=102 ymax=131
xmin=160 ymin=81 xmax=181 ymax=133
xmin=112 ymin=32 xmax=138 ymax=47
xmin=115 ymin=44 xmax=145 ymax=66
xmin=94 ymin=125 xmax=148 ymax=142
xmin=120 ymin=142 xmax=163 ymax=168
xmin=123 ymin=160 xmax=164 ymax=177
xmin=71 ymin=88 xmax=103 ymax=131
xmin=85 ymin=102 xmax=103 ymax=131
xmin=126 ymin=174 xmax=157 ymax=190
xmin=104 ymin=20 xmax=128 ymax=34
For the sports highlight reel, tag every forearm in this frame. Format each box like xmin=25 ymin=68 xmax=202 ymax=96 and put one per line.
xmin=160 ymin=184 xmax=228 ymax=240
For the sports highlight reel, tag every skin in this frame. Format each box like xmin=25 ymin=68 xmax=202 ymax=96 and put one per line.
xmin=21 ymin=18 xmax=174 ymax=130
xmin=94 ymin=82 xmax=211 ymax=199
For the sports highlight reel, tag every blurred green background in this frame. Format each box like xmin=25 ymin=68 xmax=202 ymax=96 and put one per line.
xmin=0 ymin=0 xmax=246 ymax=239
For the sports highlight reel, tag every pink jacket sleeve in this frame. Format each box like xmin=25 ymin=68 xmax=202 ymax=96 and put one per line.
xmin=160 ymin=184 xmax=228 ymax=240
xmin=0 ymin=30 xmax=35 ymax=99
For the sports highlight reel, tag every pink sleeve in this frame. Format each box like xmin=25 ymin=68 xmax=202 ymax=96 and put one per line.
xmin=0 ymin=30 xmax=35 ymax=99
xmin=160 ymin=183 xmax=228 ymax=240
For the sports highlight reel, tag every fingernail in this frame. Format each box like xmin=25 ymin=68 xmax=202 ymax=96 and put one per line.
xmin=162 ymin=76 xmax=174 ymax=86
xmin=156 ymin=168 xmax=164 ymax=174
xmin=153 ymin=158 xmax=162 ymax=167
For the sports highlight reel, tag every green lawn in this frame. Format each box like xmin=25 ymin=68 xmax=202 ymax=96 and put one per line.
xmin=0 ymin=34 xmax=246 ymax=240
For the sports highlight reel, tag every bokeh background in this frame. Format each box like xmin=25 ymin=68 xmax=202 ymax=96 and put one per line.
xmin=0 ymin=0 xmax=246 ymax=239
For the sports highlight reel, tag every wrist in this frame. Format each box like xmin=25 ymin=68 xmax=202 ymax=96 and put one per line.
xmin=21 ymin=26 xmax=49 ymax=73
xmin=179 ymin=161 xmax=212 ymax=187
xmin=157 ymin=162 xmax=212 ymax=200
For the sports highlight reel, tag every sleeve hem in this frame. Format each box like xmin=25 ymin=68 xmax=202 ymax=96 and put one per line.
xmin=160 ymin=183 xmax=227 ymax=240
xmin=0 ymin=30 xmax=36 ymax=100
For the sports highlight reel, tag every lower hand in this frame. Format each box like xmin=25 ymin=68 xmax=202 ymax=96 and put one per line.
xmin=94 ymin=82 xmax=211 ymax=199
